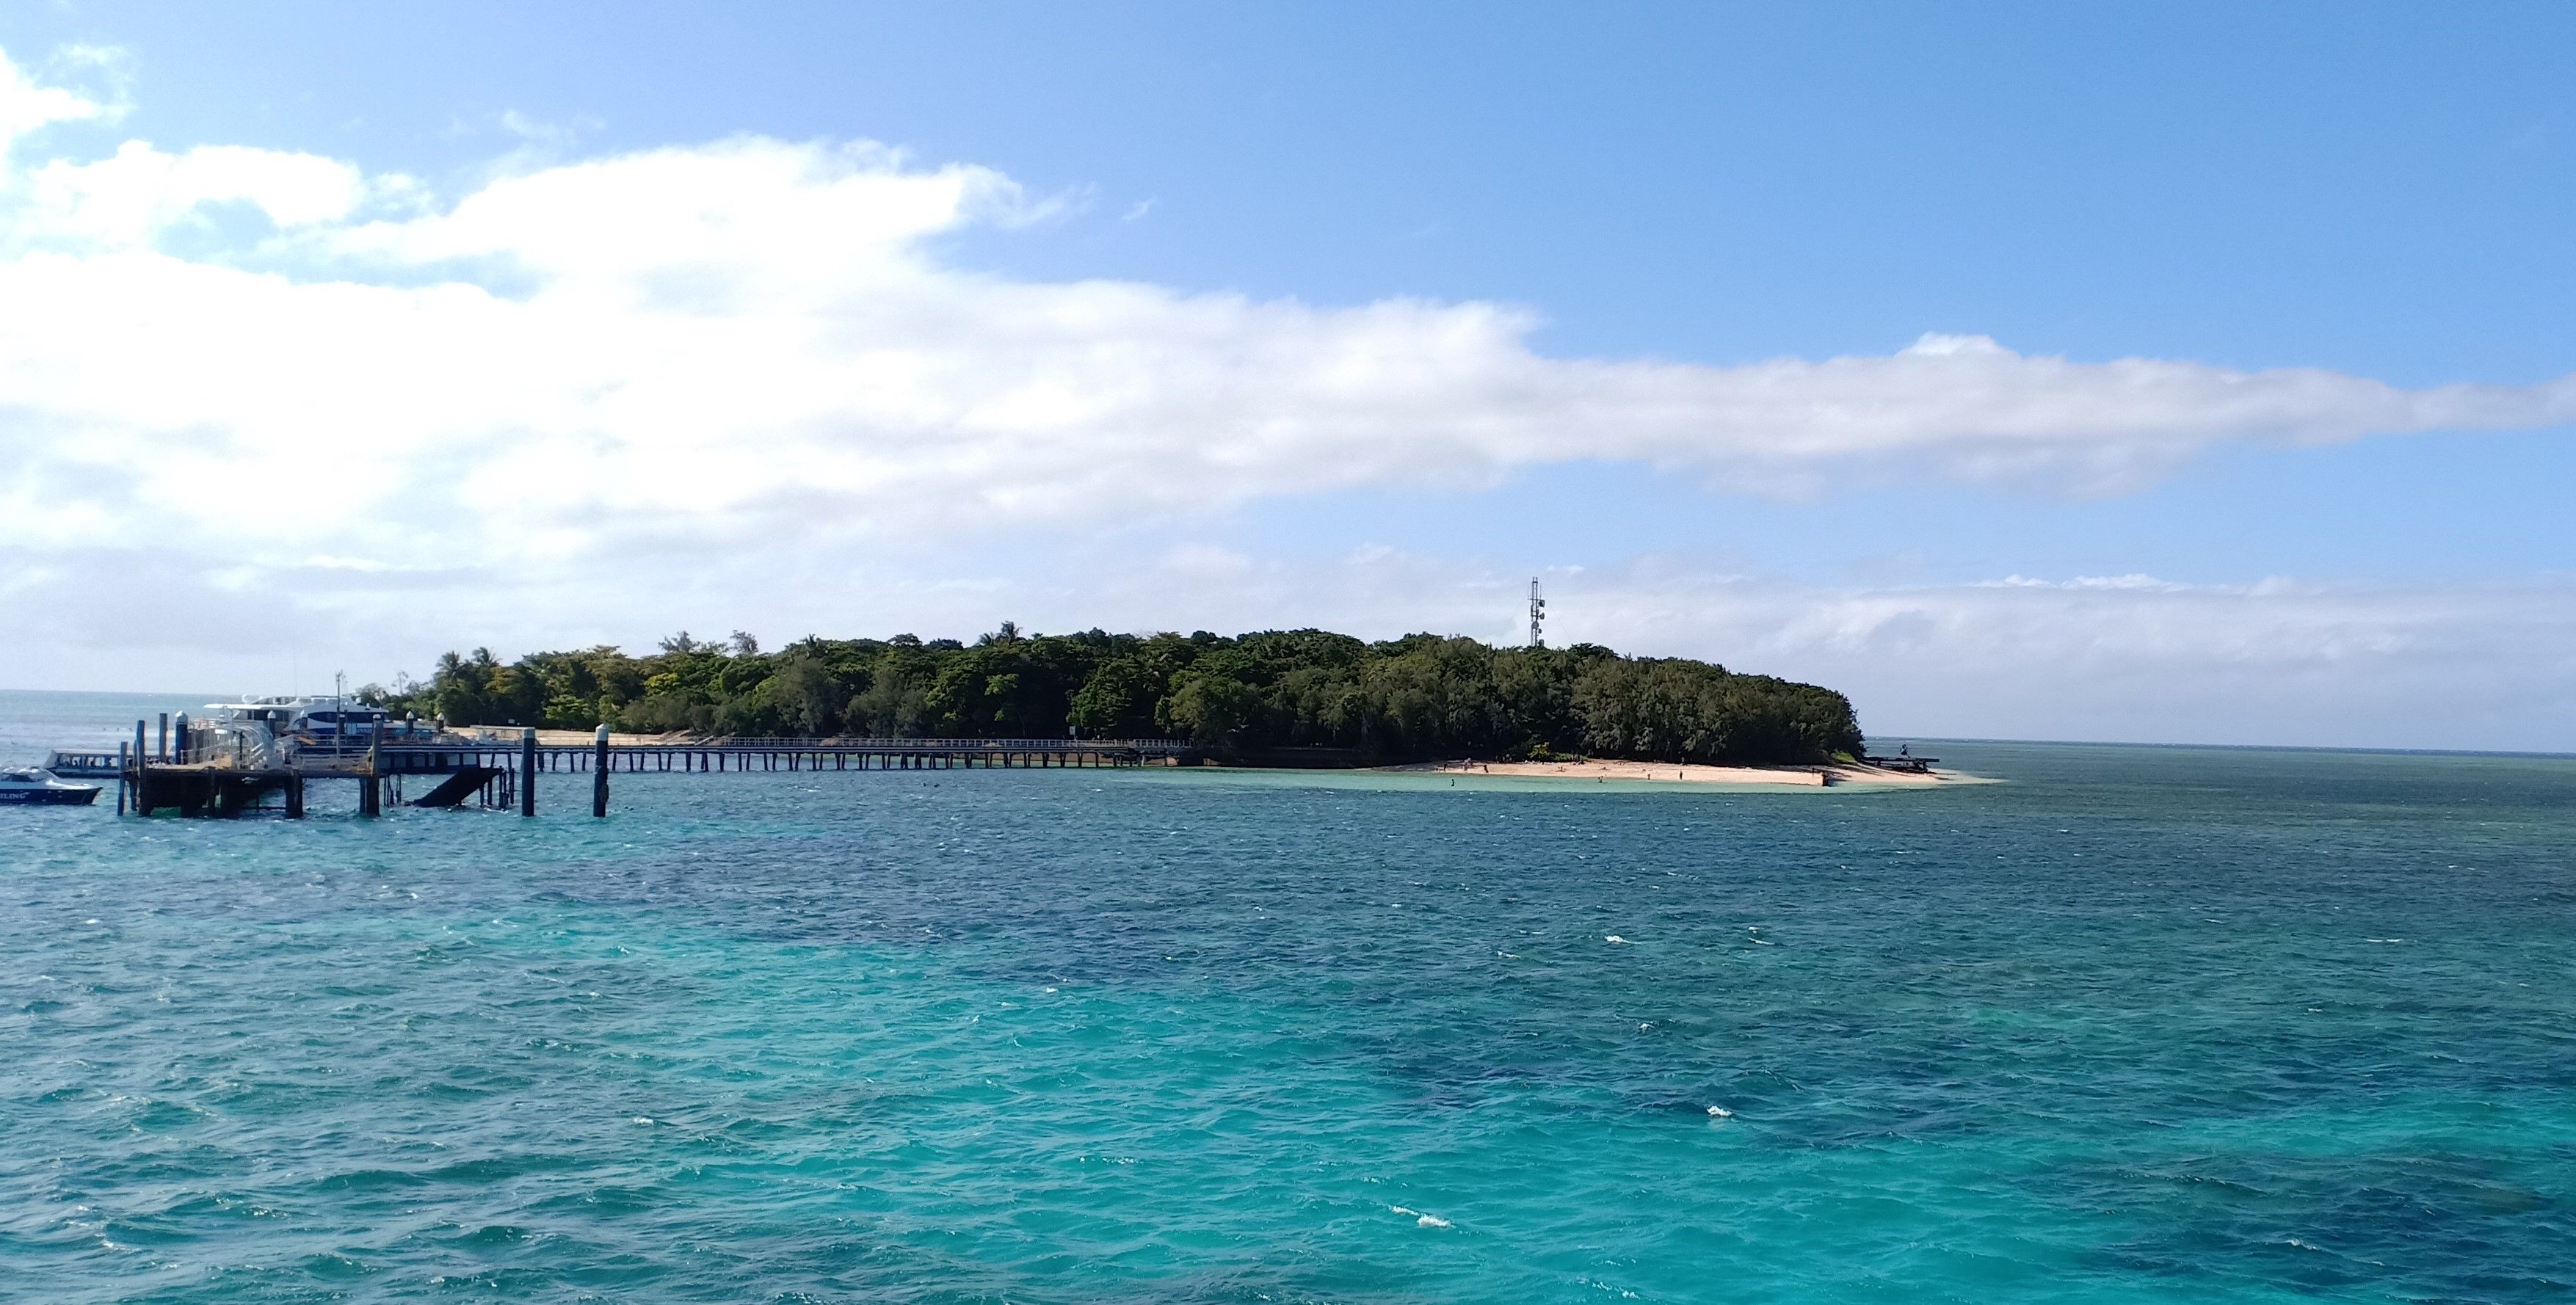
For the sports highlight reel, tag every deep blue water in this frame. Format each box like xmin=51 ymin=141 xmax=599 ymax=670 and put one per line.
xmin=3 ymin=691 xmax=2572 ymax=1303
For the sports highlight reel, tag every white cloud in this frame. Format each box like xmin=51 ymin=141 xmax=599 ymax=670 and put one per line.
xmin=1561 ymin=568 xmax=2576 ymax=752
xmin=0 ymin=43 xmax=106 ymax=154
xmin=17 ymin=139 xmax=373 ymax=248
xmin=1161 ymin=542 xmax=1255 ymax=579
xmin=1987 ymin=573 xmax=2189 ymax=592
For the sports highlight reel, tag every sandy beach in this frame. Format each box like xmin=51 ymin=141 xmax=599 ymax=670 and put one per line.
xmin=1376 ymin=758 xmax=1970 ymax=788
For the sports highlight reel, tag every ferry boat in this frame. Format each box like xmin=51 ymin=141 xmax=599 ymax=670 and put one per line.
xmin=39 ymin=695 xmax=460 ymax=781
xmin=40 ymin=749 xmax=122 ymax=779
xmin=0 ymin=767 xmax=102 ymax=805
xmin=195 ymin=696 xmax=444 ymax=757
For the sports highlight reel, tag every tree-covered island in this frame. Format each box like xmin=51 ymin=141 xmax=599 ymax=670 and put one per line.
xmin=376 ymin=627 xmax=1865 ymax=767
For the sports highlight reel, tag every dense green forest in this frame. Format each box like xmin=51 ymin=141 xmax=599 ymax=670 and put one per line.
xmin=371 ymin=626 xmax=1865 ymax=766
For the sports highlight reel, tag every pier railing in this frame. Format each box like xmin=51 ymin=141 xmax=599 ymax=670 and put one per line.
xmin=451 ymin=733 xmax=1191 ymax=754
xmin=171 ymin=723 xmax=281 ymax=770
xmin=371 ymin=735 xmax=1197 ymax=779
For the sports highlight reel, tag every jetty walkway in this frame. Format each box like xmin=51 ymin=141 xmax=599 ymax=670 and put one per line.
xmin=71 ymin=726 xmax=1194 ymax=818
xmin=389 ymin=735 xmax=1192 ymax=775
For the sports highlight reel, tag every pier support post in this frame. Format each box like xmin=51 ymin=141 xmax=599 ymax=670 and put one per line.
xmin=520 ymin=728 xmax=538 ymax=818
xmin=156 ymin=713 xmax=170 ymax=762
xmin=592 ymin=725 xmax=610 ymax=818
xmin=117 ymin=741 xmax=129 ymax=815
xmin=286 ymin=775 xmax=305 ymax=819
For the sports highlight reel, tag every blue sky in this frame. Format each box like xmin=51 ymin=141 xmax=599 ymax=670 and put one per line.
xmin=0 ymin=2 xmax=2569 ymax=748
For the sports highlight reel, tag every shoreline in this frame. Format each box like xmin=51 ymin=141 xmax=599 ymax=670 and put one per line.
xmin=1373 ymin=758 xmax=1977 ymax=788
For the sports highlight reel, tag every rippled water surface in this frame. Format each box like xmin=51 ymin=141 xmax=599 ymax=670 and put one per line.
xmin=4 ymin=694 xmax=2573 ymax=1303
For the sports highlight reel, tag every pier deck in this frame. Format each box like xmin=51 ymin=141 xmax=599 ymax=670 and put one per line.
xmin=101 ymin=731 xmax=1194 ymax=818
xmin=385 ymin=735 xmax=1191 ymax=776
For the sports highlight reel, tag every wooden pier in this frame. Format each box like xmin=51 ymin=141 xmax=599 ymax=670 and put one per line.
xmin=382 ymin=735 xmax=1189 ymax=777
xmin=101 ymin=724 xmax=1193 ymax=819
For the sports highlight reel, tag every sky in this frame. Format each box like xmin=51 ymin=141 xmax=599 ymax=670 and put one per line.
xmin=0 ymin=1 xmax=2570 ymax=749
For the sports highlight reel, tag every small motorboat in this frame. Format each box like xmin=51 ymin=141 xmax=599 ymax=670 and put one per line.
xmin=0 ymin=767 xmax=103 ymax=805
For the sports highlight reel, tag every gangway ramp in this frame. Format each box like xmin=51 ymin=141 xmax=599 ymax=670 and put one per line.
xmin=409 ymin=767 xmax=504 ymax=808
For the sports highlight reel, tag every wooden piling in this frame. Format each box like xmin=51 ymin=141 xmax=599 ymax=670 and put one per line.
xmin=520 ymin=728 xmax=538 ymax=817
xmin=592 ymin=725 xmax=610 ymax=818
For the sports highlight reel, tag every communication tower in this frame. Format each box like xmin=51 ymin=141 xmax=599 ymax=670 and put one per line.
xmin=1528 ymin=578 xmax=1545 ymax=648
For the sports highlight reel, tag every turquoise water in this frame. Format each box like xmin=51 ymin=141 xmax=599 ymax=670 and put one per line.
xmin=3 ymin=693 xmax=2572 ymax=1303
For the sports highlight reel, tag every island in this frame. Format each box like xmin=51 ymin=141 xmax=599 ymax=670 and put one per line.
xmin=369 ymin=626 xmax=1949 ymax=784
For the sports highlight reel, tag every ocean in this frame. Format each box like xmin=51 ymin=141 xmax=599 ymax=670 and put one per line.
xmin=2 ymin=691 xmax=2571 ymax=1303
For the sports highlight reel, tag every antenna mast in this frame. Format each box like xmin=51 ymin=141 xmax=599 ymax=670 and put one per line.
xmin=1528 ymin=578 xmax=1545 ymax=648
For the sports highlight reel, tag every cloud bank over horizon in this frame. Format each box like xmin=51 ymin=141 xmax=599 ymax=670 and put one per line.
xmin=1 ymin=46 xmax=2569 ymax=748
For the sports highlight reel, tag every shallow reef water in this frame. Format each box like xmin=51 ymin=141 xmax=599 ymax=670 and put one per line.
xmin=3 ymin=698 xmax=2572 ymax=1302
